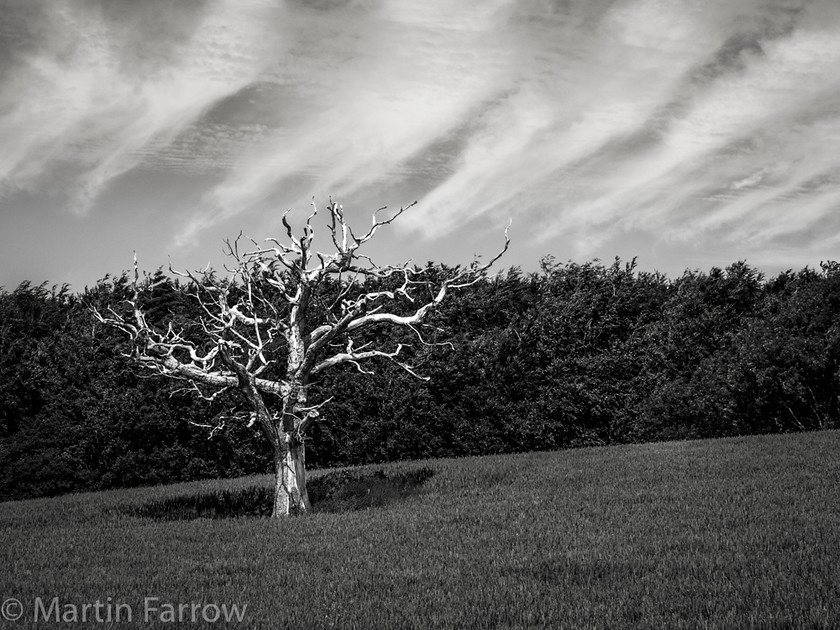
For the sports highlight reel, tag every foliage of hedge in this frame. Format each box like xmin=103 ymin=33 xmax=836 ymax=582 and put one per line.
xmin=2 ymin=257 xmax=839 ymax=500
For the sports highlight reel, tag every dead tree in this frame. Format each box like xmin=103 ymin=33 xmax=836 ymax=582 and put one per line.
xmin=95 ymin=200 xmax=509 ymax=517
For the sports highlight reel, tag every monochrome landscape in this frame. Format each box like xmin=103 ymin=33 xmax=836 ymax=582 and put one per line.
xmin=2 ymin=0 xmax=840 ymax=627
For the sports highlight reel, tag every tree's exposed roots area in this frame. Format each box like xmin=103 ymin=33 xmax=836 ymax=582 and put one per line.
xmin=121 ymin=467 xmax=435 ymax=520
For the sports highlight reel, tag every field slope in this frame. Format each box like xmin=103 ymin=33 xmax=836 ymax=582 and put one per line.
xmin=2 ymin=431 xmax=839 ymax=629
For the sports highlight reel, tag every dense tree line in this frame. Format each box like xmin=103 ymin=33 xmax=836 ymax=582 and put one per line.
xmin=1 ymin=258 xmax=839 ymax=500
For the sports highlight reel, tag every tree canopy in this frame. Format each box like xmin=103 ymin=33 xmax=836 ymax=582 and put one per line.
xmin=2 ymin=256 xmax=839 ymax=501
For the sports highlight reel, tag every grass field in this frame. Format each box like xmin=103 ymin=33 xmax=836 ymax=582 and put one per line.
xmin=2 ymin=431 xmax=839 ymax=629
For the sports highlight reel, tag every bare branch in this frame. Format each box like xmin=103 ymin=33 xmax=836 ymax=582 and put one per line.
xmin=96 ymin=201 xmax=508 ymax=502
xmin=311 ymin=343 xmax=430 ymax=381
xmin=188 ymin=417 xmax=228 ymax=439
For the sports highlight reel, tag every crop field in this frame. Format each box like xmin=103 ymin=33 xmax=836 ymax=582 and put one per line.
xmin=2 ymin=430 xmax=839 ymax=629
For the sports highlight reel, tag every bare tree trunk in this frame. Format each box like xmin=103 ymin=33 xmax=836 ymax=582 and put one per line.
xmin=97 ymin=202 xmax=508 ymax=518
xmin=292 ymin=438 xmax=311 ymax=511
xmin=271 ymin=437 xmax=310 ymax=517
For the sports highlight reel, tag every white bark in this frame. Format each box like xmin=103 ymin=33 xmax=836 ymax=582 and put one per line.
xmin=94 ymin=200 xmax=508 ymax=517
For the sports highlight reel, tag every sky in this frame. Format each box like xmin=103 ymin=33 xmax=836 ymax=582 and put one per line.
xmin=1 ymin=0 xmax=840 ymax=291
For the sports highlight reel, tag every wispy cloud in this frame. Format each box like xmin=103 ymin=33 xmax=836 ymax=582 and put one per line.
xmin=177 ymin=0 xmax=515 ymax=243
xmin=0 ymin=0 xmax=279 ymax=212
xmin=1 ymin=0 xmax=840 ymax=282
xmin=411 ymin=1 xmax=840 ymax=253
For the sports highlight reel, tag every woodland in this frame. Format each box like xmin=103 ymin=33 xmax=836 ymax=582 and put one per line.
xmin=2 ymin=256 xmax=839 ymax=501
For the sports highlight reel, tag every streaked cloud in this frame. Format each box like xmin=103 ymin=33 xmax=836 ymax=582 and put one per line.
xmin=0 ymin=0 xmax=279 ymax=212
xmin=1 ymin=0 xmax=839 ymax=289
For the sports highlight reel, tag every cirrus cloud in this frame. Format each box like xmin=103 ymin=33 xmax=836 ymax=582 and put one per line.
xmin=1 ymin=0 xmax=839 ymax=290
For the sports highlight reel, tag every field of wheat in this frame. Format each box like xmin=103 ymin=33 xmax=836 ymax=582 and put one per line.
xmin=2 ymin=431 xmax=839 ymax=628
